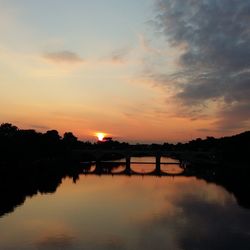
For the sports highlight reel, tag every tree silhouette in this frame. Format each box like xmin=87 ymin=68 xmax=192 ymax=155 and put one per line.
xmin=63 ymin=132 xmax=77 ymax=143
xmin=0 ymin=123 xmax=18 ymax=137
xmin=63 ymin=132 xmax=78 ymax=149
xmin=44 ymin=130 xmax=61 ymax=142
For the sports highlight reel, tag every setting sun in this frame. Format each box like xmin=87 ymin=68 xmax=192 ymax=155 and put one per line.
xmin=96 ymin=132 xmax=106 ymax=141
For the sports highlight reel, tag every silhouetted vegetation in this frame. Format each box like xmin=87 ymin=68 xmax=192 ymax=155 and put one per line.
xmin=1 ymin=123 xmax=250 ymax=168
xmin=0 ymin=123 xmax=90 ymax=166
xmin=0 ymin=161 xmax=250 ymax=219
xmin=172 ymin=131 xmax=250 ymax=166
xmin=0 ymin=161 xmax=83 ymax=218
xmin=0 ymin=122 xmax=250 ymax=217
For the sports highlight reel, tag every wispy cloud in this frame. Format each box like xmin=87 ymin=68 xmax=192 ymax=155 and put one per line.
xmin=101 ymin=47 xmax=131 ymax=64
xmin=36 ymin=235 xmax=75 ymax=249
xmin=43 ymin=50 xmax=83 ymax=64
xmin=148 ymin=0 xmax=250 ymax=130
xmin=29 ymin=124 xmax=50 ymax=130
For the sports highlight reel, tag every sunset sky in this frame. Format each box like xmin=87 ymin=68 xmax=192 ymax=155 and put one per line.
xmin=1 ymin=0 xmax=249 ymax=143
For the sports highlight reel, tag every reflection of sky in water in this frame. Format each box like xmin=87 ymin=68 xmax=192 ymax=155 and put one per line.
xmin=131 ymin=163 xmax=155 ymax=173
xmin=110 ymin=166 xmax=126 ymax=173
xmin=0 ymin=174 xmax=250 ymax=250
xmin=161 ymin=164 xmax=184 ymax=174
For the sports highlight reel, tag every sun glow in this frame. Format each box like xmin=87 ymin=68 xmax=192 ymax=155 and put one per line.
xmin=96 ymin=132 xmax=106 ymax=141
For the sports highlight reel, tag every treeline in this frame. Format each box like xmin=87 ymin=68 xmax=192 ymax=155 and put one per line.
xmin=0 ymin=123 xmax=89 ymax=163
xmin=0 ymin=123 xmax=131 ymax=164
xmin=1 ymin=122 xmax=249 ymax=165
xmin=172 ymin=131 xmax=250 ymax=164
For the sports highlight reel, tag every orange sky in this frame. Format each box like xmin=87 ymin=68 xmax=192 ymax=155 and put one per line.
xmin=0 ymin=0 xmax=249 ymax=143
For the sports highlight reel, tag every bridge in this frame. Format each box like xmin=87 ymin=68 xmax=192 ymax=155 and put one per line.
xmin=73 ymin=148 xmax=192 ymax=177
xmin=72 ymin=148 xmax=217 ymax=169
xmin=73 ymin=148 xmax=179 ymax=163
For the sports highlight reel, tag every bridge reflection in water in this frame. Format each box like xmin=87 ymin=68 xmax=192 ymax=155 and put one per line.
xmin=80 ymin=156 xmax=191 ymax=177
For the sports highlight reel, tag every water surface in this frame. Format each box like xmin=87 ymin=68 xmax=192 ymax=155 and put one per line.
xmin=0 ymin=157 xmax=250 ymax=250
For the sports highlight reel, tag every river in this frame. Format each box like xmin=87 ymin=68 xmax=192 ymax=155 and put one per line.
xmin=0 ymin=156 xmax=250 ymax=250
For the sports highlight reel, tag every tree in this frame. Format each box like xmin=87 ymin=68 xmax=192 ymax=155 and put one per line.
xmin=0 ymin=123 xmax=18 ymax=137
xmin=44 ymin=130 xmax=61 ymax=142
xmin=63 ymin=132 xmax=77 ymax=144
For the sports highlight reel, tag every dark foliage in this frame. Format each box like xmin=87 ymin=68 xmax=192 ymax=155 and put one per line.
xmin=173 ymin=131 xmax=250 ymax=164
xmin=0 ymin=123 xmax=90 ymax=164
xmin=0 ymin=122 xmax=249 ymax=166
xmin=0 ymin=122 xmax=249 ymax=217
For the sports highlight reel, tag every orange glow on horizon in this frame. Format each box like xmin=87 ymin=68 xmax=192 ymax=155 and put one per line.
xmin=95 ymin=132 xmax=106 ymax=141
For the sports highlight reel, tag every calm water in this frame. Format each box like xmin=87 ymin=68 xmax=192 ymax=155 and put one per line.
xmin=1 ymin=157 xmax=250 ymax=250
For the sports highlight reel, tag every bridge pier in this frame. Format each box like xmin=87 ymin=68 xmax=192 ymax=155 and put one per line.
xmin=125 ymin=156 xmax=131 ymax=173
xmin=155 ymin=155 xmax=161 ymax=173
xmin=95 ymin=160 xmax=102 ymax=174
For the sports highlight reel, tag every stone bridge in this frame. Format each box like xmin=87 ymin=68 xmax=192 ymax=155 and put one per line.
xmin=73 ymin=149 xmax=177 ymax=162
xmin=73 ymin=149 xmax=191 ymax=177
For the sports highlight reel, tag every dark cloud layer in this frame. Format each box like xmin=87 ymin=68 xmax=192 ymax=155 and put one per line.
xmin=154 ymin=0 xmax=250 ymax=130
xmin=43 ymin=50 xmax=83 ymax=63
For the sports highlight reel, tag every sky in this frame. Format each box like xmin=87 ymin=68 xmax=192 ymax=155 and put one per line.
xmin=0 ymin=0 xmax=249 ymax=143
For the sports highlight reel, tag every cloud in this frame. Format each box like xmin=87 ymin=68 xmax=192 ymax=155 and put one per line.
xmin=215 ymin=102 xmax=250 ymax=130
xmin=150 ymin=0 xmax=250 ymax=130
xmin=36 ymin=234 xmax=75 ymax=250
xmin=43 ymin=50 xmax=83 ymax=64
xmin=29 ymin=124 xmax=50 ymax=130
xmin=138 ymin=187 xmax=250 ymax=250
xmin=138 ymin=34 xmax=162 ymax=55
xmin=102 ymin=47 xmax=131 ymax=64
